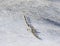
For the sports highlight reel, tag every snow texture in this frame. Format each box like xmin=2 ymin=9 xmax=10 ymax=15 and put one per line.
xmin=0 ymin=0 xmax=60 ymax=46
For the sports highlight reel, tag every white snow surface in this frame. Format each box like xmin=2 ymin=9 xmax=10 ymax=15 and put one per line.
xmin=0 ymin=0 xmax=60 ymax=46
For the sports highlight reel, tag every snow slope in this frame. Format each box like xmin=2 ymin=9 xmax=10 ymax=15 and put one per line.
xmin=0 ymin=0 xmax=60 ymax=46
